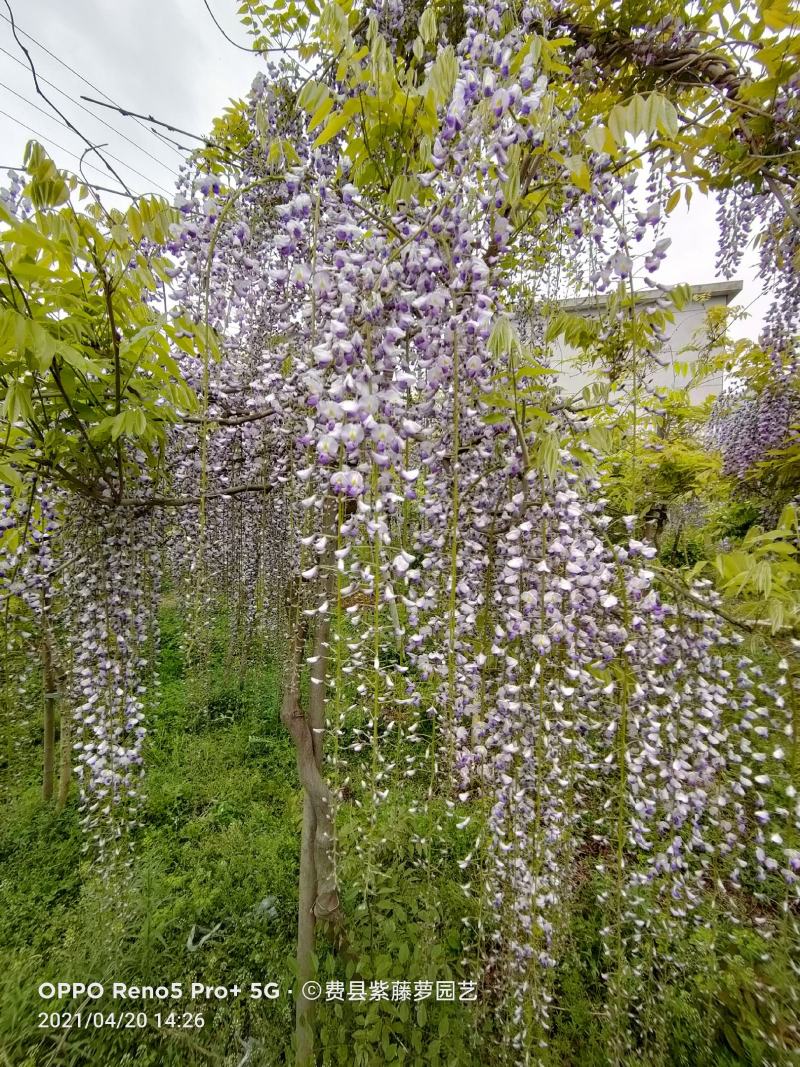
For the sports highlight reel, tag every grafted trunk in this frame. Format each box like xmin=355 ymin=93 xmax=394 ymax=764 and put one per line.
xmin=281 ymin=591 xmax=341 ymax=922
xmin=296 ymin=795 xmax=317 ymax=1067
xmin=291 ymin=591 xmax=336 ymax=1066
xmin=56 ymin=706 xmax=71 ymax=811
xmin=281 ymin=507 xmax=341 ymax=1066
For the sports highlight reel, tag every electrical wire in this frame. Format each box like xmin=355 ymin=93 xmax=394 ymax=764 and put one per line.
xmin=0 ymin=9 xmax=185 ymax=160
xmin=0 ymin=44 xmax=179 ymax=175
xmin=0 ymin=107 xmax=143 ymax=196
xmin=3 ymin=1 xmax=135 ymax=194
xmin=0 ymin=113 xmax=208 ymax=218
xmin=0 ymin=79 xmax=174 ymax=196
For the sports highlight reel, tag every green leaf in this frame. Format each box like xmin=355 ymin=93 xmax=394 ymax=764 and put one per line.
xmin=767 ymin=597 xmax=785 ymax=631
xmin=537 ymin=434 xmax=560 ymax=477
xmin=109 ymin=412 xmax=128 ymax=442
xmin=0 ymin=463 xmax=22 ymax=488
xmin=608 ymin=92 xmax=677 ymax=145
xmin=126 ymin=206 xmax=144 ymax=243
xmin=565 ymin=154 xmax=591 ymax=192
xmin=5 ymin=380 xmax=34 ymax=423
xmin=23 ymin=142 xmax=70 ymax=209
xmin=313 ymin=108 xmax=353 ymax=148
xmin=60 ymin=344 xmax=103 ymax=377
xmin=754 ymin=559 xmax=773 ymax=597
xmin=686 ymin=560 xmax=708 ymax=581
xmin=658 ymin=97 xmax=679 ymax=139
xmin=762 ymin=0 xmax=797 ymax=30
xmin=419 ymin=6 xmax=437 ymax=44
xmin=28 ymin=321 xmax=57 ymax=372
xmin=298 ymin=79 xmax=327 ymax=112
xmin=516 ymin=364 xmax=553 ymax=379
xmin=426 ymin=45 xmax=457 ymax=106
xmin=488 ymin=313 xmax=522 ymax=358
xmin=585 ymin=124 xmax=614 ymax=154
xmin=308 ymin=92 xmax=334 ymax=132
xmin=608 ymin=102 xmax=629 ymax=145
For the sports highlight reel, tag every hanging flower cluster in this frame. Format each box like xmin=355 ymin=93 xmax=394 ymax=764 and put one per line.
xmin=0 ymin=487 xmax=64 ymax=746
xmin=1 ymin=484 xmax=163 ymax=877
xmin=150 ymin=0 xmax=800 ymax=1058
xmin=706 ymin=380 xmax=800 ymax=479
xmin=62 ymin=504 xmax=161 ymax=869
xmin=716 ymin=181 xmax=800 ymax=365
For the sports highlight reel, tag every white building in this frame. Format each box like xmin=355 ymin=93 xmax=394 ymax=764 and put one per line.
xmin=548 ymin=280 xmax=743 ymax=403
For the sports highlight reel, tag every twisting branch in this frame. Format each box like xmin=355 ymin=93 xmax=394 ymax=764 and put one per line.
xmin=550 ymin=12 xmax=800 ymax=223
xmin=113 ymin=482 xmax=275 ymax=509
xmin=183 ymin=407 xmax=278 ymax=428
xmin=649 ymin=562 xmax=800 ymax=638
xmin=559 ymin=16 xmax=742 ymax=94
xmin=582 ymin=508 xmax=799 ymax=639
xmin=80 ymin=96 xmax=246 ymax=166
xmin=765 ymin=174 xmax=800 ymax=229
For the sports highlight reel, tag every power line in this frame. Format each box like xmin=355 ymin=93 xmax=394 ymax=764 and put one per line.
xmin=202 ymin=0 xmax=264 ymax=54
xmin=0 ymin=8 xmax=185 ymax=162
xmin=0 ymin=6 xmax=259 ymax=175
xmin=0 ymin=107 xmax=142 ymax=196
xmin=0 ymin=115 xmax=207 ymax=217
xmin=0 ymin=44 xmax=179 ymax=176
xmin=2 ymin=1 xmax=134 ymax=196
xmin=0 ymin=79 xmax=174 ymax=196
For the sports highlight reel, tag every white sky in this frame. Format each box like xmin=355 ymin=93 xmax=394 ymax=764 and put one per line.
xmin=0 ymin=1 xmax=767 ymax=341
xmin=653 ymin=192 xmax=767 ymax=343
xmin=0 ymin=1 xmax=261 ymax=196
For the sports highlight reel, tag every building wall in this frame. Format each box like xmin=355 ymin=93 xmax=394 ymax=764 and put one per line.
xmin=545 ymin=281 xmax=743 ymax=404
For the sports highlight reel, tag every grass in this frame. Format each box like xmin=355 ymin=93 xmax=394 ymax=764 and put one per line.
xmin=0 ymin=606 xmax=798 ymax=1065
xmin=0 ymin=607 xmax=299 ymax=1066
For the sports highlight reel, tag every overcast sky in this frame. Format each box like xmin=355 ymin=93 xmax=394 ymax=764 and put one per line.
xmin=0 ymin=1 xmax=261 ymax=195
xmin=0 ymin=1 xmax=767 ymax=341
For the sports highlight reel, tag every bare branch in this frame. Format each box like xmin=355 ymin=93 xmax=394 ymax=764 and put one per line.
xmin=183 ymin=407 xmax=278 ymax=428
xmin=80 ymin=96 xmax=245 ymax=166
xmin=114 ymin=481 xmax=274 ymax=509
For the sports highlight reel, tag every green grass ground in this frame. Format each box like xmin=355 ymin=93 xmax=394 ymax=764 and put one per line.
xmin=0 ymin=607 xmax=797 ymax=1065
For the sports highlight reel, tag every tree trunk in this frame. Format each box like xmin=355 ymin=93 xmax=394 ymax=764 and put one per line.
xmin=56 ymin=706 xmax=71 ymax=811
xmin=281 ymin=503 xmax=341 ymax=1065
xmin=296 ymin=794 xmax=318 ymax=1067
